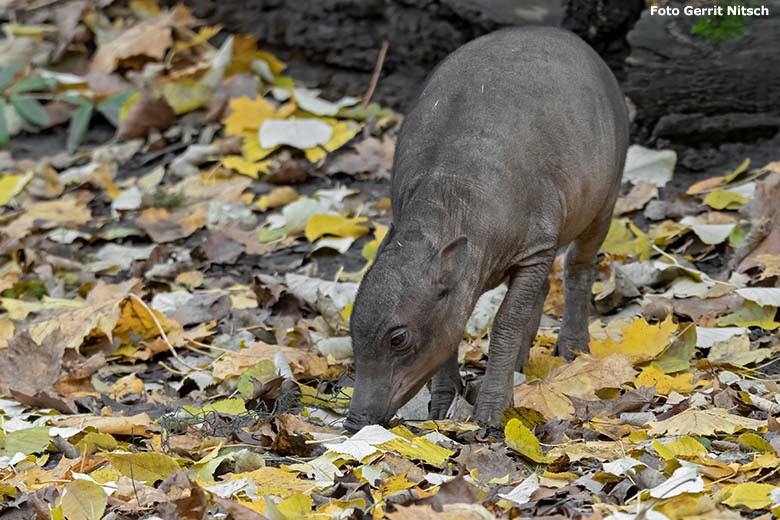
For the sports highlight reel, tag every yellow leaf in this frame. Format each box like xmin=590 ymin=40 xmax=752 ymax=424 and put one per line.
xmin=119 ymin=91 xmax=140 ymax=121
xmin=174 ymin=24 xmax=221 ymax=50
xmin=379 ymin=474 xmax=415 ymax=496
xmin=687 ymin=158 xmax=751 ymax=194
xmin=652 ymin=436 xmax=707 ymax=460
xmin=242 ymin=131 xmax=279 ymax=161
xmin=380 ymin=426 xmax=453 ymax=468
xmin=0 ymin=171 xmax=33 ymax=205
xmin=256 ymin=50 xmax=287 ymax=75
xmin=721 ymin=482 xmax=775 ymax=510
xmin=703 ymin=189 xmax=749 ymax=209
xmin=231 ymin=467 xmax=313 ymax=499
xmin=224 ymin=97 xmax=277 ymax=135
xmin=635 ymin=364 xmax=706 ymax=395
xmin=589 ymin=315 xmax=677 ymax=365
xmin=51 ymin=413 xmax=152 ymax=437
xmin=304 ymin=120 xmax=361 ymax=162
xmin=161 ymin=79 xmax=212 ymax=114
xmin=648 ymin=408 xmax=765 ymax=436
xmin=600 ymin=218 xmax=651 ymax=259
xmin=256 ymin=186 xmax=299 ymax=211
xmin=222 ymin=155 xmax=272 ymax=179
xmin=183 ymin=398 xmax=248 ymax=416
xmin=305 ymin=214 xmax=370 ymax=242
xmin=106 ymin=452 xmax=181 ymax=482
xmin=60 ymin=479 xmax=107 ymax=520
xmin=360 ymin=223 xmax=389 ymax=264
xmin=738 ymin=432 xmax=776 ymax=454
xmin=275 ymin=493 xmax=313 ymax=518
xmin=107 ymin=374 xmax=145 ymax=400
xmin=113 ymin=296 xmax=180 ymax=342
xmin=0 ymin=296 xmax=86 ymax=320
xmin=504 ymin=418 xmax=553 ymax=463
xmin=649 ymin=220 xmax=691 ymax=246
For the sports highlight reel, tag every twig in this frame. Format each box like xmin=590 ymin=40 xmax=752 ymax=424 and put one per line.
xmin=362 ymin=40 xmax=389 ymax=108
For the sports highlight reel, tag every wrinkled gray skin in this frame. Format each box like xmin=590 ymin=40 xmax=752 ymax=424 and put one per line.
xmin=344 ymin=27 xmax=628 ymax=431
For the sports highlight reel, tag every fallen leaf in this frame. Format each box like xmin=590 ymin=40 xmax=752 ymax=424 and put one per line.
xmin=60 ymin=479 xmax=108 ymax=520
xmin=720 ymin=482 xmax=776 ymax=510
xmin=648 ymin=408 xmax=765 ymax=436
xmin=513 ymin=354 xmax=636 ymax=420
xmin=635 ymin=364 xmax=706 ymax=395
xmin=614 ymin=181 xmax=658 ymax=215
xmin=107 ymin=452 xmax=181 ymax=482
xmin=589 ymin=315 xmax=677 ymax=364
xmin=622 ymin=145 xmax=676 ymax=187
xmin=504 ymin=418 xmax=553 ymax=463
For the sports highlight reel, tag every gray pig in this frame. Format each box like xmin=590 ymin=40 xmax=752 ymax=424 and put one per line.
xmin=345 ymin=27 xmax=628 ymax=430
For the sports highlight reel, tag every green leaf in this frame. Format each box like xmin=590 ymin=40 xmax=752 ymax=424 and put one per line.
xmin=11 ymin=76 xmax=56 ymax=94
xmin=96 ymin=91 xmax=135 ymax=127
xmin=0 ymin=62 xmax=24 ymax=92
xmin=9 ymin=95 xmax=49 ymax=127
xmin=67 ymin=103 xmax=94 ymax=153
xmin=0 ymin=99 xmax=8 ymax=147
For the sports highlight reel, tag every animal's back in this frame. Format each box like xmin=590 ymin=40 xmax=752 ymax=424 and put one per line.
xmin=391 ymin=27 xmax=628 ymax=249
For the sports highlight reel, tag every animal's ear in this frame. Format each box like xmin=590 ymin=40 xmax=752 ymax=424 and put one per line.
xmin=431 ymin=236 xmax=468 ymax=290
xmin=375 ymin=223 xmax=395 ymax=257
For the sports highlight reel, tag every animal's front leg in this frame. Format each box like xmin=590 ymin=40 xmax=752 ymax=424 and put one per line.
xmin=474 ymin=256 xmax=554 ymax=427
xmin=429 ymin=351 xmax=462 ymax=420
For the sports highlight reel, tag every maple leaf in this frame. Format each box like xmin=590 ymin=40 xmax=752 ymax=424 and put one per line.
xmin=513 ymin=354 xmax=635 ymax=420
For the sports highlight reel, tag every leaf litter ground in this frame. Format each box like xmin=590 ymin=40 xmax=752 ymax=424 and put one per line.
xmin=1 ymin=2 xmax=780 ymax=519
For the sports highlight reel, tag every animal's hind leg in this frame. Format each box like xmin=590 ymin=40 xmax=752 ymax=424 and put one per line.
xmin=555 ymin=214 xmax=612 ymax=361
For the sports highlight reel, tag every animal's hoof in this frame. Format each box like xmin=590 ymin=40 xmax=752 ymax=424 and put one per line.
xmin=472 ymin=400 xmax=506 ymax=429
xmin=554 ymin=335 xmax=589 ymax=361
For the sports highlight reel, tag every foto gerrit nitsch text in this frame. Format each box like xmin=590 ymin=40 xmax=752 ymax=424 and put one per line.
xmin=651 ymin=5 xmax=769 ymax=16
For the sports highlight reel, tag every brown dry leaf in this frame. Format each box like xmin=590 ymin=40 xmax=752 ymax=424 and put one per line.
xmin=211 ymin=341 xmax=329 ymax=380
xmin=50 ymin=413 xmax=153 ymax=436
xmin=0 ymin=329 xmax=63 ymax=397
xmin=90 ymin=6 xmax=196 ymax=73
xmin=327 ymin=136 xmax=395 ymax=179
xmin=137 ymin=204 xmax=208 ymax=243
xmin=547 ymin=440 xmax=634 ymax=462
xmin=2 ymin=195 xmax=91 ymax=238
xmin=117 ymin=87 xmax=177 ymax=140
xmin=647 ymin=408 xmax=765 ymax=436
xmin=27 ymin=279 xmax=139 ymax=351
xmin=543 ymin=255 xmax=565 ymax=317
xmin=614 ymin=181 xmax=659 ymax=215
xmin=739 ymin=171 xmax=780 ymax=272
xmin=513 ymin=354 xmax=635 ymax=420
xmin=757 ymin=254 xmax=780 ymax=280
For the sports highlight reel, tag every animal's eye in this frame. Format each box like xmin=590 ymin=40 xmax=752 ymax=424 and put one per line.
xmin=390 ymin=328 xmax=410 ymax=349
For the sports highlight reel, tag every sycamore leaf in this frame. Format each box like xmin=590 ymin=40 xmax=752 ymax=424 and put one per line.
xmin=504 ymin=418 xmax=553 ymax=463
xmin=635 ymin=364 xmax=707 ymax=395
xmin=600 ymin=218 xmax=651 ymax=259
xmin=589 ymin=315 xmax=677 ymax=364
xmin=647 ymin=408 xmax=765 ymax=436
xmin=222 ymin=155 xmax=272 ymax=179
xmin=60 ymin=479 xmax=107 ymax=520
xmin=106 ymin=452 xmax=181 ymax=482
xmin=305 ymin=215 xmax=370 ymax=242
xmin=223 ymin=96 xmax=278 ymax=135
